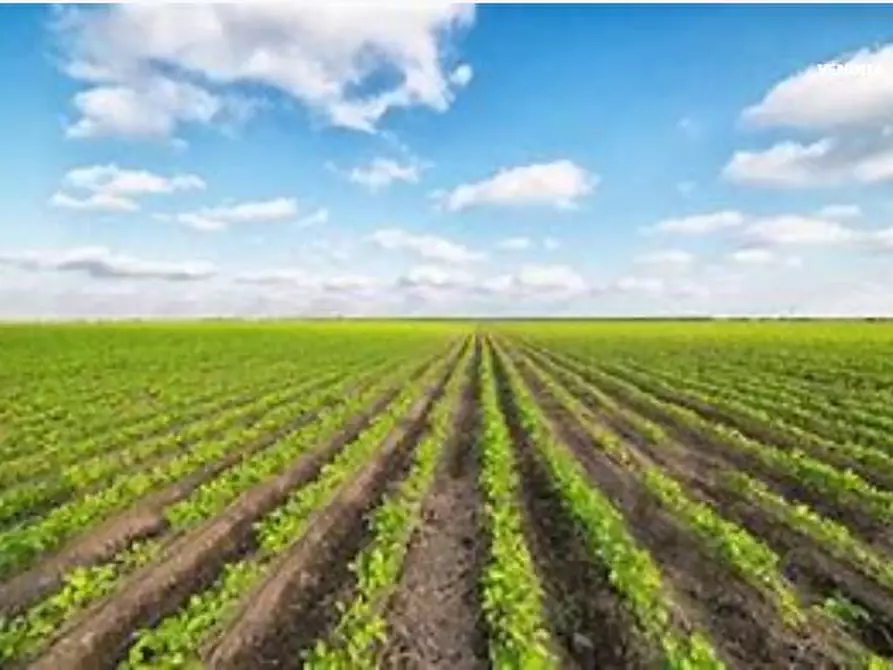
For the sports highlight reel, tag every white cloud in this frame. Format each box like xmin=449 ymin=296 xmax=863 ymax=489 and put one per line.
xmin=0 ymin=246 xmax=215 ymax=281
xmin=543 ymin=237 xmax=560 ymax=250
xmin=368 ymin=227 xmax=484 ymax=264
xmin=498 ymin=237 xmax=533 ymax=251
xmin=635 ymin=249 xmax=695 ymax=266
xmin=449 ymin=63 xmax=473 ymax=87
xmin=727 ymin=248 xmax=777 ymax=265
xmin=868 ymin=227 xmax=893 ymax=252
xmin=516 ymin=264 xmax=587 ymax=293
xmin=612 ymin=275 xmax=667 ymax=296
xmin=64 ymin=164 xmax=205 ymax=194
xmin=440 ymin=160 xmax=597 ymax=212
xmin=742 ymin=215 xmax=857 ymax=246
xmin=722 ymin=137 xmax=893 ymax=188
xmin=236 ymin=269 xmax=316 ymax=286
xmin=473 ymin=265 xmax=588 ymax=301
xmin=397 ymin=264 xmax=474 ymax=289
xmin=177 ymin=198 xmax=299 ymax=231
xmin=66 ymin=76 xmax=226 ymax=140
xmin=49 ymin=191 xmax=139 ymax=213
xmin=295 ymin=207 xmax=330 ymax=228
xmin=650 ymin=210 xmax=746 ymax=235
xmin=647 ymin=208 xmax=871 ymax=249
xmin=817 ymin=204 xmax=862 ymax=219
xmin=51 ymin=164 xmax=204 ymax=212
xmin=742 ymin=44 xmax=893 ymax=130
xmin=59 ymin=4 xmax=475 ymax=137
xmin=346 ymin=158 xmax=421 ymax=192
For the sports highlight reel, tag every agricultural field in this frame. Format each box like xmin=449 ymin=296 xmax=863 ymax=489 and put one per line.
xmin=1 ymin=320 xmax=893 ymax=669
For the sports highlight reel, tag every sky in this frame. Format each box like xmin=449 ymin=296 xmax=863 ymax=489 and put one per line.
xmin=2 ymin=2 xmax=893 ymax=319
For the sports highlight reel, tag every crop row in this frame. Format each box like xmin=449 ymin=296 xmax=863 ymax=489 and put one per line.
xmin=302 ymin=343 xmax=474 ymax=667
xmin=503 ymin=343 xmax=808 ymax=628
xmin=0 ymin=360 xmax=384 ymax=528
xmin=490 ymin=340 xmax=725 ymax=668
xmin=120 ymin=342 xmax=466 ymax=668
xmin=517 ymin=341 xmax=893 ymax=655
xmin=0 ymin=351 xmax=427 ymax=579
xmin=0 ymin=347 xmax=450 ymax=665
xmin=527 ymin=345 xmax=893 ymax=528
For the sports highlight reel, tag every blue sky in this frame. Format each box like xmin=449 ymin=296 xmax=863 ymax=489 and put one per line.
xmin=2 ymin=2 xmax=893 ymax=318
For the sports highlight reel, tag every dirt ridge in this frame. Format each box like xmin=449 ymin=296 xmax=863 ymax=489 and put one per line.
xmin=25 ymin=349 xmax=459 ymax=670
xmin=378 ymin=335 xmax=489 ymax=670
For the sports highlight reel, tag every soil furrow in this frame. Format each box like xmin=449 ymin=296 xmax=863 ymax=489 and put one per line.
xmin=0 ymin=363 xmax=405 ymax=619
xmin=500 ymin=345 xmax=842 ymax=669
xmin=24 ymin=351 xmax=455 ymax=670
xmin=521 ymin=349 xmax=893 ymax=659
xmin=204 ymin=352 xmax=464 ymax=670
xmin=378 ymin=337 xmax=488 ymax=670
xmin=489 ymin=341 xmax=658 ymax=670
xmin=530 ymin=345 xmax=893 ymax=554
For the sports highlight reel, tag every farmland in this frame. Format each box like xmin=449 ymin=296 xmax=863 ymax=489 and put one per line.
xmin=1 ymin=320 xmax=892 ymax=669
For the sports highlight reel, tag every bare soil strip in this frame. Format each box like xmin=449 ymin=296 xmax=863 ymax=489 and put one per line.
xmin=25 ymin=352 xmax=459 ymax=670
xmin=501 ymin=346 xmax=844 ymax=669
xmin=522 ymin=346 xmax=893 ymax=659
xmin=378 ymin=338 xmax=489 ymax=670
xmin=531 ymin=345 xmax=893 ymax=553
xmin=0 ymin=361 xmax=421 ymax=620
xmin=489 ymin=343 xmax=659 ymax=670
xmin=204 ymin=355 xmax=464 ymax=670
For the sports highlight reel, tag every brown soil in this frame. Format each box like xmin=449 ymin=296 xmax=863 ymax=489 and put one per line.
xmin=26 ymin=351 xmax=458 ymax=670
xmin=534 ymin=346 xmax=893 ymax=555
xmin=499 ymin=347 xmax=843 ymax=669
xmin=205 ymin=354 xmax=463 ymax=670
xmin=604 ymin=362 xmax=893 ymax=494
xmin=489 ymin=343 xmax=660 ymax=670
xmin=378 ymin=339 xmax=489 ymax=670
xmin=522 ymin=346 xmax=893 ymax=660
xmin=0 ymin=359 xmax=432 ymax=619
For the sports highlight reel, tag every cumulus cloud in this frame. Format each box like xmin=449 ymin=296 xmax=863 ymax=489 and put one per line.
xmin=176 ymin=198 xmax=299 ymax=231
xmin=344 ymin=158 xmax=422 ymax=192
xmin=50 ymin=164 xmax=205 ymax=212
xmin=649 ymin=210 xmax=746 ymax=235
xmin=646 ymin=208 xmax=879 ymax=250
xmin=722 ymin=137 xmax=893 ymax=188
xmin=57 ymin=4 xmax=475 ymax=138
xmin=440 ymin=160 xmax=597 ymax=212
xmin=368 ymin=227 xmax=484 ymax=264
xmin=0 ymin=246 xmax=215 ymax=281
xmin=741 ymin=215 xmax=857 ymax=246
xmin=66 ymin=76 xmax=227 ymax=140
xmin=742 ymin=44 xmax=893 ymax=130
